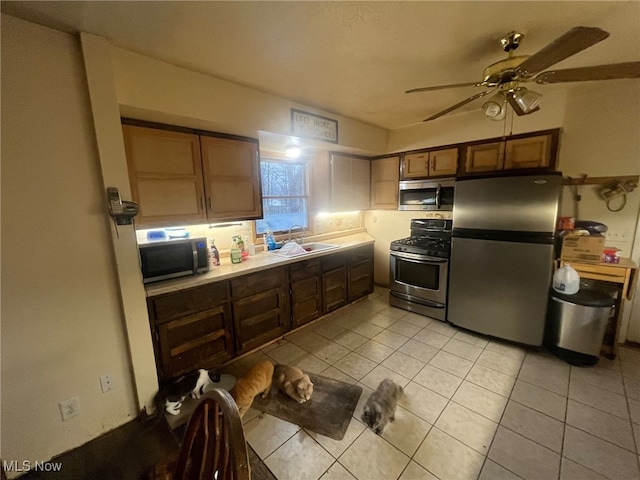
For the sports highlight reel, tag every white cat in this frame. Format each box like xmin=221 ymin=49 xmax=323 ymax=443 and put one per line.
xmin=160 ymin=369 xmax=216 ymax=415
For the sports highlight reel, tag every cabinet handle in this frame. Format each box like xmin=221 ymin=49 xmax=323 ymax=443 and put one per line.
xmin=208 ymin=197 xmax=213 ymax=210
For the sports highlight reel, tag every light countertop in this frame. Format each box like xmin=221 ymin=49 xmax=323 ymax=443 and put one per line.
xmin=145 ymin=232 xmax=375 ymax=297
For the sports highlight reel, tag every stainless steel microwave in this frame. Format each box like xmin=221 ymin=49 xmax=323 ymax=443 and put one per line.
xmin=138 ymin=237 xmax=209 ymax=284
xmin=398 ymin=178 xmax=455 ymax=211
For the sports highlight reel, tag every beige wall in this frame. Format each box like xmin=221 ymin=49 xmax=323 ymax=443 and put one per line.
xmin=111 ymin=47 xmax=388 ymax=155
xmin=558 ymin=81 xmax=640 ymax=256
xmin=1 ymin=15 xmax=138 ymax=474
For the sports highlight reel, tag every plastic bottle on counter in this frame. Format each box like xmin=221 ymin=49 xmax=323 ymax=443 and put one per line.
xmin=265 ymin=230 xmax=277 ymax=251
xmin=230 ymin=237 xmax=242 ymax=264
xmin=208 ymin=238 xmax=220 ymax=267
xmin=233 ymin=234 xmax=245 ymax=253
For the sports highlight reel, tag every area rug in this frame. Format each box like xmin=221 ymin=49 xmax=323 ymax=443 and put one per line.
xmin=251 ymin=373 xmax=362 ymax=441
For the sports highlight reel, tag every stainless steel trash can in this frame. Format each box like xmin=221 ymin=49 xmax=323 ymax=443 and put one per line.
xmin=545 ymin=289 xmax=615 ymax=366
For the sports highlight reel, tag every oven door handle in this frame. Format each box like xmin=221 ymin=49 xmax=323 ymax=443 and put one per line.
xmin=390 ymin=251 xmax=447 ymax=263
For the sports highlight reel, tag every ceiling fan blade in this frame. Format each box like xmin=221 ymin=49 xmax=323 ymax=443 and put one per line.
xmin=423 ymin=89 xmax=494 ymax=122
xmin=534 ymin=62 xmax=640 ymax=84
xmin=406 ymin=82 xmax=481 ymax=94
xmin=505 ymin=92 xmax=540 ymax=116
xmin=516 ymin=27 xmax=610 ymax=77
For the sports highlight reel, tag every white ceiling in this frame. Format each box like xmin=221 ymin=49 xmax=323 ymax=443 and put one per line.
xmin=2 ymin=1 xmax=639 ymax=130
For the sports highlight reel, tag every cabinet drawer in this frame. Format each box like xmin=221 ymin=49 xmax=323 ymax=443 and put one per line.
xmin=322 ymin=253 xmax=346 ymax=272
xmin=290 ymin=258 xmax=322 ymax=282
xmin=150 ymin=282 xmax=229 ymax=324
xmin=231 ymin=267 xmax=286 ymax=298
xmin=348 ymin=245 xmax=373 ymax=264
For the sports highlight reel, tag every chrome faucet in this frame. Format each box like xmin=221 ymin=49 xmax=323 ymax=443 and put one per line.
xmin=288 ymin=224 xmax=305 ymax=244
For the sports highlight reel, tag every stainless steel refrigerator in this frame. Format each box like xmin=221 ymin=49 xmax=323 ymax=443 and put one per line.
xmin=448 ymin=174 xmax=563 ymax=346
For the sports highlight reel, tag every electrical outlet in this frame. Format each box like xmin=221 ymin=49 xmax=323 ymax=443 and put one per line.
xmin=59 ymin=396 xmax=80 ymax=421
xmin=100 ymin=374 xmax=115 ymax=393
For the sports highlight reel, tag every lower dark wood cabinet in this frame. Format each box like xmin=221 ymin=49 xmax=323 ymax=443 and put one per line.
xmin=147 ymin=244 xmax=374 ymax=381
xmin=290 ymin=259 xmax=323 ymax=329
xmin=147 ymin=282 xmax=233 ymax=381
xmin=231 ymin=267 xmax=290 ymax=355
xmin=348 ymin=244 xmax=375 ymax=302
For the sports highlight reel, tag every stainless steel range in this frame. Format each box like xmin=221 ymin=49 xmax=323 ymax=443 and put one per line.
xmin=389 ymin=219 xmax=452 ymax=321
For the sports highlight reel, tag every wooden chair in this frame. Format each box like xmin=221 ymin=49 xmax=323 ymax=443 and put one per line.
xmin=148 ymin=388 xmax=251 ymax=480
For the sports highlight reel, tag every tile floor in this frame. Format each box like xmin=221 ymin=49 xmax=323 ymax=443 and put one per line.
xmin=222 ymin=286 xmax=640 ymax=480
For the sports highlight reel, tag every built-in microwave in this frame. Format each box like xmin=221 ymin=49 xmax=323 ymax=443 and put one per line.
xmin=138 ymin=237 xmax=209 ymax=284
xmin=398 ymin=178 xmax=455 ymax=211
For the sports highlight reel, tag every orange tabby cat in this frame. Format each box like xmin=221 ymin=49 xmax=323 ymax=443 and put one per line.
xmin=230 ymin=360 xmax=274 ymax=417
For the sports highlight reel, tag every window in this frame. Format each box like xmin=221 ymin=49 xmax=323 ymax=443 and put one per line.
xmin=256 ymin=158 xmax=308 ymax=235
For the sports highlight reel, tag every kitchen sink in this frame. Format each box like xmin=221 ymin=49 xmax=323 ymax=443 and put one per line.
xmin=268 ymin=242 xmax=340 ymax=257
xmin=299 ymin=242 xmax=340 ymax=252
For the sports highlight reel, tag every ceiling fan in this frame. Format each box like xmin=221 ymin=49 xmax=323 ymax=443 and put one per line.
xmin=407 ymin=27 xmax=640 ymax=122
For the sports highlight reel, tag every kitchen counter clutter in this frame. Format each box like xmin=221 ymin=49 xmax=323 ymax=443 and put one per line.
xmin=145 ymin=232 xmax=374 ymax=297
xmin=145 ymin=233 xmax=375 ymax=381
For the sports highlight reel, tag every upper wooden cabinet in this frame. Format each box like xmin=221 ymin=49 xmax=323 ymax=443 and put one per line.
xmin=503 ymin=134 xmax=552 ymax=170
xmin=122 ymin=122 xmax=262 ymax=228
xmin=200 ymin=135 xmax=262 ymax=222
xmin=465 ymin=142 xmax=505 ymax=173
xmin=401 ymin=148 xmax=458 ymax=180
xmin=402 ymin=152 xmax=429 ymax=178
xmin=371 ymin=156 xmax=399 ymax=210
xmin=463 ymin=130 xmax=558 ymax=175
xmin=123 ymin=125 xmax=206 ymax=227
xmin=330 ymin=153 xmax=370 ymax=211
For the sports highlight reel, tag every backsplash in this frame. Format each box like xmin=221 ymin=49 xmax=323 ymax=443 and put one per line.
xmin=136 ymin=211 xmax=365 ymax=253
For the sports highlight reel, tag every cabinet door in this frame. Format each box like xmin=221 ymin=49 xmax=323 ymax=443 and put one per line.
xmin=156 ymin=305 xmax=233 ymax=380
xmin=371 ymin=156 xmax=399 ymax=209
xmin=291 ymin=277 xmax=322 ymax=329
xmin=200 ymin=135 xmax=262 ymax=221
xmin=322 ymin=254 xmax=347 ymax=313
xmin=231 ymin=267 xmax=289 ymax=354
xmin=429 ymin=148 xmax=458 ymax=177
xmin=465 ymin=142 xmax=505 ymax=173
xmin=504 ymin=134 xmax=551 ymax=170
xmin=348 ymin=245 xmax=374 ymax=302
xmin=290 ymin=260 xmax=322 ymax=329
xmin=123 ymin=125 xmax=206 ymax=227
xmin=352 ymin=157 xmax=371 ymax=210
xmin=330 ymin=154 xmax=370 ymax=211
xmin=148 ymin=282 xmax=232 ymax=380
xmin=232 ymin=288 xmax=289 ymax=354
xmin=402 ymin=152 xmax=429 ymax=179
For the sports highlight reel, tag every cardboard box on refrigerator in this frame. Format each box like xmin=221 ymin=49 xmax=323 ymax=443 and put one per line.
xmin=560 ymin=235 xmax=605 ymax=264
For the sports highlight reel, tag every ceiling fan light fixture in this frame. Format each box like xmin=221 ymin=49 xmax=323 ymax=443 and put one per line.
xmin=513 ymin=87 xmax=543 ymax=113
xmin=285 ymin=144 xmax=302 ymax=159
xmin=482 ymin=92 xmax=507 ymax=120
